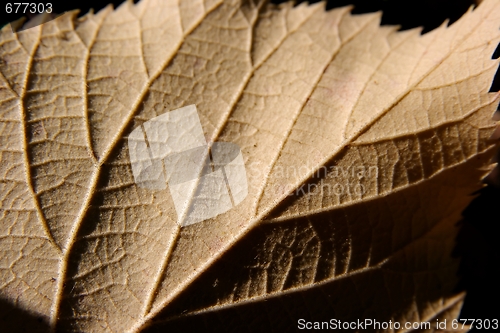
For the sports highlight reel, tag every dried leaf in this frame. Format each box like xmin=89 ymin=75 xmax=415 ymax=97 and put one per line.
xmin=0 ymin=0 xmax=499 ymax=332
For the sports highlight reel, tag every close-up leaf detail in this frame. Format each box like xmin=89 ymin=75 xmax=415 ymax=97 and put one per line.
xmin=0 ymin=0 xmax=499 ymax=332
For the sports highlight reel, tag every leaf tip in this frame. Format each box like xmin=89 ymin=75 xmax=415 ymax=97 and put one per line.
xmin=306 ymin=0 xmax=327 ymax=12
xmin=2 ymin=16 xmax=26 ymax=33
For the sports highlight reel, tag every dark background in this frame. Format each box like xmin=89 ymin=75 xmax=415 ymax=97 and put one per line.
xmin=0 ymin=0 xmax=489 ymax=33
xmin=0 ymin=0 xmax=499 ymax=331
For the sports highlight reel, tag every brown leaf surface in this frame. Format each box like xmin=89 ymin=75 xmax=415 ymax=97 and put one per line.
xmin=0 ymin=0 xmax=499 ymax=332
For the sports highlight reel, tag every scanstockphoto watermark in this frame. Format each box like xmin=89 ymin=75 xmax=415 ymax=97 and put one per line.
xmin=298 ymin=318 xmax=432 ymax=330
xmin=298 ymin=318 xmax=500 ymax=331
xmin=127 ymin=104 xmax=379 ymax=226
xmin=246 ymin=163 xmax=379 ymax=181
xmin=245 ymin=163 xmax=379 ymax=197
xmin=128 ymin=105 xmax=248 ymax=227
xmin=271 ymin=178 xmax=369 ymax=197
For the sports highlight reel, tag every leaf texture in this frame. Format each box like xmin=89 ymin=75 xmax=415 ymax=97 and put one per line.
xmin=0 ymin=0 xmax=499 ymax=332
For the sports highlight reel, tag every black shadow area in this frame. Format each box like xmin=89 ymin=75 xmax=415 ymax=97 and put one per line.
xmin=0 ymin=297 xmax=50 ymax=333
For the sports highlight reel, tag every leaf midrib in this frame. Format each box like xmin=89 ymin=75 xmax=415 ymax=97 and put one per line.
xmin=44 ymin=2 xmax=225 ymax=331
xmin=15 ymin=25 xmax=62 ymax=254
xmin=136 ymin=3 xmax=498 ymax=331
xmin=5 ymin=0 xmax=497 ymax=331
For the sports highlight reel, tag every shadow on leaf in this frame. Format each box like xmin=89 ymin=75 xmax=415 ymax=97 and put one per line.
xmin=0 ymin=297 xmax=50 ymax=333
